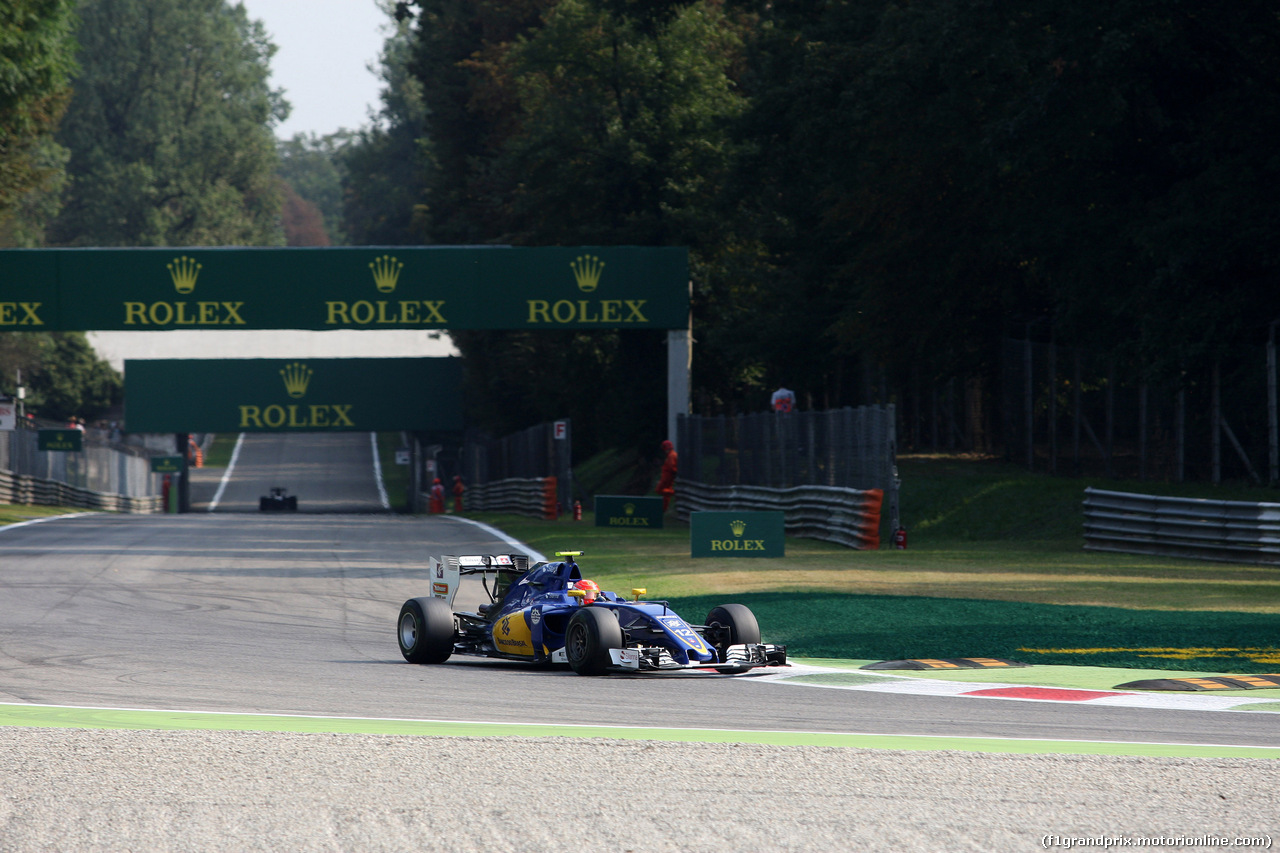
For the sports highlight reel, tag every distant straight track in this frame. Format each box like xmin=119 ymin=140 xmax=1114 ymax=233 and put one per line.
xmin=196 ymin=431 xmax=386 ymax=513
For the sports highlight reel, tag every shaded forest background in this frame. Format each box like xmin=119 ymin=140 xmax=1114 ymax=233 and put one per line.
xmin=2 ymin=0 xmax=1278 ymax=480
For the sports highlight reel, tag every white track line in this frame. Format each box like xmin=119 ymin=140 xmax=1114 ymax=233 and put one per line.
xmin=0 ymin=513 xmax=96 ymax=533
xmin=2 ymin=701 xmax=1278 ymax=752
xmin=207 ymin=433 xmax=245 ymax=512
xmin=445 ymin=515 xmax=547 ymax=562
xmin=370 ymin=432 xmax=390 ymax=509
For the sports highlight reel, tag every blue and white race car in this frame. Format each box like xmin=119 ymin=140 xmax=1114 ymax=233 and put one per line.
xmin=397 ymin=551 xmax=788 ymax=675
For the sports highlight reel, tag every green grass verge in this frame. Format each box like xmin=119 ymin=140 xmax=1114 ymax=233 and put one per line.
xmin=674 ymin=591 xmax=1280 ymax=672
xmin=200 ymin=433 xmax=240 ymax=468
xmin=896 ymin=453 xmax=1280 ymax=542
xmin=462 ymin=451 xmax=1280 ymax=673
xmin=374 ymin=432 xmax=410 ymax=512
xmin=0 ymin=504 xmax=91 ymax=525
xmin=4 ymin=703 xmax=1276 ymax=756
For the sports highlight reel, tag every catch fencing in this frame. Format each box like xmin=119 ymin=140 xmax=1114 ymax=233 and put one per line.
xmin=677 ymin=406 xmax=896 ymax=491
xmin=459 ymin=420 xmax=572 ymax=513
xmin=0 ymin=427 xmax=163 ymax=513
xmin=1082 ymin=487 xmax=1280 ymax=565
xmin=676 ymin=405 xmax=899 ymax=535
xmin=676 ymin=481 xmax=884 ymax=549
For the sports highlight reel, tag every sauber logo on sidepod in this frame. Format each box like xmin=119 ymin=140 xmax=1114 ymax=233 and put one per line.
xmin=494 ymin=615 xmax=532 ymax=654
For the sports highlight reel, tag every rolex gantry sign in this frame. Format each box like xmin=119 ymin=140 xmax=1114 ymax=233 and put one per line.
xmin=0 ymin=247 xmax=689 ymax=332
xmin=124 ymin=358 xmax=463 ymax=433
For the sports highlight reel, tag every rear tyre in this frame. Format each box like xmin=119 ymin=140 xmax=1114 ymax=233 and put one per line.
xmin=565 ymin=607 xmax=622 ymax=675
xmin=398 ymin=597 xmax=455 ymax=664
xmin=705 ymin=604 xmax=760 ymax=672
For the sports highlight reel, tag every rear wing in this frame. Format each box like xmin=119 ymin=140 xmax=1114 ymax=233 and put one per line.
xmin=430 ymin=554 xmax=531 ymax=608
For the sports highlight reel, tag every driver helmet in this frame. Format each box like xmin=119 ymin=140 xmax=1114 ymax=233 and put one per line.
xmin=573 ymin=579 xmax=600 ymax=604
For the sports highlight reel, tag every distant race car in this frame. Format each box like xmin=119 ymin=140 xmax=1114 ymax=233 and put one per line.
xmin=396 ymin=551 xmax=788 ymax=675
xmin=259 ymin=487 xmax=298 ymax=511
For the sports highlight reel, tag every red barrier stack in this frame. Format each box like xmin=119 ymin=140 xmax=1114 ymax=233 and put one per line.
xmin=856 ymin=488 xmax=884 ymax=549
xmin=542 ymin=476 xmax=558 ymax=520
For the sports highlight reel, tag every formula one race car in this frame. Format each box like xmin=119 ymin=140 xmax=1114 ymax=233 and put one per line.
xmin=397 ymin=551 xmax=788 ymax=675
xmin=259 ymin=487 xmax=298 ymax=511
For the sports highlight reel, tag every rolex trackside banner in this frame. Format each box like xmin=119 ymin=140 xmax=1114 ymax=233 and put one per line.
xmin=594 ymin=495 xmax=665 ymax=529
xmin=0 ymin=246 xmax=689 ymax=332
xmin=123 ymin=357 xmax=462 ymax=433
xmin=690 ymin=511 xmax=785 ymax=558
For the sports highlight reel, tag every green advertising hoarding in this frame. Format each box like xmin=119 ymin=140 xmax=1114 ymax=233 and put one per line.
xmin=690 ymin=511 xmax=785 ymax=558
xmin=150 ymin=456 xmax=185 ymax=473
xmin=123 ymin=357 xmax=462 ymax=433
xmin=38 ymin=429 xmax=82 ymax=452
xmin=0 ymin=246 xmax=689 ymax=331
xmin=593 ymin=495 xmax=665 ymax=529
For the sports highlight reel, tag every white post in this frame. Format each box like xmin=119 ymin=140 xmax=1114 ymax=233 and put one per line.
xmin=667 ymin=328 xmax=691 ymax=448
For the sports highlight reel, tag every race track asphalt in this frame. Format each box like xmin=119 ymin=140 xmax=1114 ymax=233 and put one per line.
xmin=0 ymin=431 xmax=1276 ymax=751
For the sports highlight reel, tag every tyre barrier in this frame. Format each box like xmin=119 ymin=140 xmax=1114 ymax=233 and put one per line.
xmin=433 ymin=476 xmax=558 ymax=520
xmin=0 ymin=468 xmax=163 ymax=513
xmin=1083 ymin=487 xmax=1280 ymax=565
xmin=675 ymin=480 xmax=884 ymax=549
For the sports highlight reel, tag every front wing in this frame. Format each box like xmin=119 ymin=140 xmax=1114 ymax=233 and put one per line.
xmin=550 ymin=642 xmax=788 ymax=673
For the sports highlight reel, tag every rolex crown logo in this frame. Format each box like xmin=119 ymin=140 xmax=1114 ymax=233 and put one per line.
xmin=570 ymin=255 xmax=604 ymax=293
xmin=369 ymin=254 xmax=403 ymax=293
xmin=624 ymin=502 xmax=636 ymax=515
xmin=280 ymin=362 xmax=313 ymax=398
xmin=167 ymin=256 xmax=201 ymax=294
xmin=730 ymin=519 xmax=747 ymax=537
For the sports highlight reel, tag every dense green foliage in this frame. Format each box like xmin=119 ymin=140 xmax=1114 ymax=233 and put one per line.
xmin=0 ymin=0 xmax=76 ymax=246
xmin=0 ymin=0 xmax=278 ymax=419
xmin=49 ymin=0 xmax=286 ymax=246
xmin=9 ymin=0 xmax=1279 ymax=457
xmin=733 ymin=0 xmax=1280 ymax=400
xmin=0 ymin=330 xmax=120 ymax=421
xmin=278 ymin=133 xmax=347 ymax=245
xmin=341 ymin=10 xmax=428 ymax=246
xmin=360 ymin=0 xmax=1280 ymax=462
xmin=24 ymin=331 xmax=120 ymax=421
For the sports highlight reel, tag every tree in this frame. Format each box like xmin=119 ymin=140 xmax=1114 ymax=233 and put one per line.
xmin=21 ymin=332 xmax=121 ymax=422
xmin=279 ymin=181 xmax=330 ymax=246
xmin=729 ymin=0 xmax=1280 ymax=415
xmin=0 ymin=0 xmax=77 ymax=246
xmin=278 ymin=132 xmax=349 ymax=245
xmin=49 ymin=0 xmax=287 ymax=246
xmin=429 ymin=0 xmax=751 ymax=455
xmin=338 ymin=1 xmax=437 ymax=246
xmin=405 ymin=0 xmax=553 ymax=244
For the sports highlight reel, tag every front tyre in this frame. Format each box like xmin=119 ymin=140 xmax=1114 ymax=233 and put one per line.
xmin=705 ymin=604 xmax=760 ymax=671
xmin=398 ymin=597 xmax=455 ymax=664
xmin=565 ymin=607 xmax=622 ymax=675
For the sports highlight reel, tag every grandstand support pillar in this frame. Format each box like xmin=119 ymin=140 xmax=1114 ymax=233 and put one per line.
xmin=667 ymin=325 xmax=691 ymax=450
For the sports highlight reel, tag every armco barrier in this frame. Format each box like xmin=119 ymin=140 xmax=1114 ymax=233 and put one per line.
xmin=0 ymin=468 xmax=162 ymax=513
xmin=434 ymin=476 xmax=557 ymax=520
xmin=675 ymin=480 xmax=883 ymax=549
xmin=1083 ymin=487 xmax=1280 ymax=565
